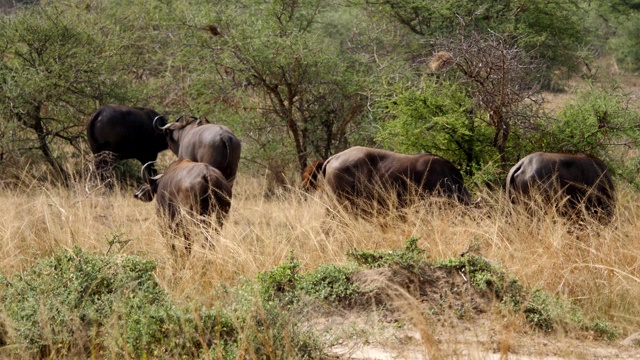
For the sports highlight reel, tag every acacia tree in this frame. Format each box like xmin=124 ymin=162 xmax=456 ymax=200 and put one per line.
xmin=364 ymin=0 xmax=589 ymax=84
xmin=196 ymin=0 xmax=373 ymax=176
xmin=0 ymin=3 xmax=133 ymax=183
xmin=431 ymin=32 xmax=543 ymax=171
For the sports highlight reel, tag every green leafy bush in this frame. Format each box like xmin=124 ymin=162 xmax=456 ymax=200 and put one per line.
xmin=256 ymin=252 xmax=302 ymax=305
xmin=300 ymin=264 xmax=361 ymax=304
xmin=347 ymin=237 xmax=428 ymax=270
xmin=0 ymin=247 xmax=238 ymax=358
xmin=377 ymin=80 xmax=497 ymax=181
xmin=533 ymin=86 xmax=640 ymax=186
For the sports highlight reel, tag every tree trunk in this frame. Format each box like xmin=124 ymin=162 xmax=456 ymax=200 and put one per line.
xmin=32 ymin=115 xmax=70 ymax=186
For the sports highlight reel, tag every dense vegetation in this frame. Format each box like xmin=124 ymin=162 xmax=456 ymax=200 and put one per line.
xmin=1 ymin=0 xmax=640 ymax=187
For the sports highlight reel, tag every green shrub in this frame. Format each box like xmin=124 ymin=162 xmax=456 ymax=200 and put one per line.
xmin=256 ymin=252 xmax=302 ymax=305
xmin=523 ymin=289 xmax=555 ymax=332
xmin=435 ymin=254 xmax=618 ymax=336
xmin=347 ymin=237 xmax=428 ymax=270
xmin=584 ymin=320 xmax=619 ymax=342
xmin=300 ymin=264 xmax=361 ymax=304
xmin=532 ymin=86 xmax=640 ymax=186
xmin=376 ymin=80 xmax=497 ymax=181
xmin=435 ymin=254 xmax=525 ymax=312
xmin=0 ymin=247 xmax=239 ymax=358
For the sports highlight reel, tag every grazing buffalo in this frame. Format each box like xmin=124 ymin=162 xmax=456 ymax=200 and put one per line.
xmin=134 ymin=158 xmax=232 ymax=254
xmin=155 ymin=117 xmax=241 ymax=188
xmin=506 ymin=152 xmax=615 ymax=222
xmin=301 ymin=160 xmax=325 ymax=192
xmin=87 ymin=104 xmax=168 ymax=180
xmin=322 ymin=147 xmax=471 ymax=214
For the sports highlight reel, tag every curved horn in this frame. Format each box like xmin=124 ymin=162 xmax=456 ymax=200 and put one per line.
xmin=153 ymin=116 xmax=167 ymax=132
xmin=175 ymin=115 xmax=185 ymax=123
xmin=141 ymin=161 xmax=156 ymax=183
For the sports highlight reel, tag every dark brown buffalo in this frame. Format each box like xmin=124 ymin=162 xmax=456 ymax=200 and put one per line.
xmin=322 ymin=147 xmax=471 ymax=213
xmin=87 ymin=104 xmax=168 ymax=179
xmin=301 ymin=160 xmax=325 ymax=192
xmin=134 ymin=158 xmax=232 ymax=254
xmin=506 ymin=152 xmax=615 ymax=221
xmin=155 ymin=117 xmax=241 ymax=188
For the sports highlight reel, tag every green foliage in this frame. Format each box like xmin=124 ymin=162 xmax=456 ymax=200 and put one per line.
xmin=584 ymin=319 xmax=620 ymax=342
xmin=258 ymin=254 xmax=362 ymax=306
xmin=376 ymin=79 xmax=498 ymax=180
xmin=257 ymin=252 xmax=302 ymax=304
xmin=523 ymin=289 xmax=555 ymax=332
xmin=533 ymin=86 xmax=640 ymax=185
xmin=300 ymin=264 xmax=361 ymax=304
xmin=235 ymin=266 xmax=324 ymax=359
xmin=600 ymin=0 xmax=640 ymax=72
xmin=435 ymin=254 xmax=618 ymax=336
xmin=368 ymin=0 xmax=590 ymax=80
xmin=196 ymin=0 xmax=378 ymax=172
xmin=0 ymin=2 xmax=136 ymax=178
xmin=0 ymin=247 xmax=240 ymax=358
xmin=435 ymin=255 xmax=525 ymax=311
xmin=347 ymin=237 xmax=428 ymax=270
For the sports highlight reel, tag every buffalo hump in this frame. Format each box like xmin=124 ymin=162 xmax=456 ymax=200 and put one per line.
xmin=157 ymin=120 xmax=241 ymax=188
xmin=322 ymin=146 xmax=471 ymax=214
xmin=506 ymin=152 xmax=615 ymax=222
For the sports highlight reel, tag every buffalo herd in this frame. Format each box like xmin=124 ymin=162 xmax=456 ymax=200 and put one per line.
xmin=88 ymin=104 xmax=617 ymax=254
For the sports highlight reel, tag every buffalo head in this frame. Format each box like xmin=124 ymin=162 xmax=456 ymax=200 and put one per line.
xmin=153 ymin=115 xmax=199 ymax=154
xmin=301 ymin=160 xmax=325 ymax=192
xmin=134 ymin=162 xmax=162 ymax=202
xmin=87 ymin=104 xmax=169 ymax=184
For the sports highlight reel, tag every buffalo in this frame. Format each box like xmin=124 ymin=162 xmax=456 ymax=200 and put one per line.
xmin=134 ymin=158 xmax=232 ymax=254
xmin=506 ymin=152 xmax=615 ymax=222
xmin=154 ymin=117 xmax=241 ymax=188
xmin=87 ymin=104 xmax=168 ymax=180
xmin=321 ymin=146 xmax=471 ymax=215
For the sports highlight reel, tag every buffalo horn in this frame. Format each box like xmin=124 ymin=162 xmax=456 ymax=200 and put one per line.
xmin=141 ymin=161 xmax=156 ymax=183
xmin=153 ymin=116 xmax=167 ymax=132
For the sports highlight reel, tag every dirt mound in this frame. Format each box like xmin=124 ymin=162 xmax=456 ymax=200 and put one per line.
xmin=351 ymin=266 xmax=493 ymax=320
xmin=315 ymin=264 xmax=639 ymax=359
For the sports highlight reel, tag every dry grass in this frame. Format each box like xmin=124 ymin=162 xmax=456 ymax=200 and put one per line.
xmin=1 ymin=171 xmax=639 ymax=358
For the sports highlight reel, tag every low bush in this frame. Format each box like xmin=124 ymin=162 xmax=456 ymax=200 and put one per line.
xmin=0 ymin=247 xmax=321 ymax=358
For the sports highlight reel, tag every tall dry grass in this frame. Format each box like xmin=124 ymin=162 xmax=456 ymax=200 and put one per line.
xmin=0 ymin=170 xmax=639 ymax=341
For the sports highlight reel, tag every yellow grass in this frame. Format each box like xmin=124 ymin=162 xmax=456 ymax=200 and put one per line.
xmin=1 ymin=171 xmax=639 ymax=357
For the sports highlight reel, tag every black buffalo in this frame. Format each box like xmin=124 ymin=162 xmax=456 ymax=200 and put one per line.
xmin=155 ymin=117 xmax=241 ymax=188
xmin=321 ymin=146 xmax=471 ymax=214
xmin=506 ymin=152 xmax=615 ymax=221
xmin=134 ymin=158 xmax=232 ymax=254
xmin=87 ymin=104 xmax=168 ymax=179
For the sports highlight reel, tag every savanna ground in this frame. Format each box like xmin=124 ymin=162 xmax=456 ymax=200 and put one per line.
xmin=1 ymin=160 xmax=639 ymax=359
